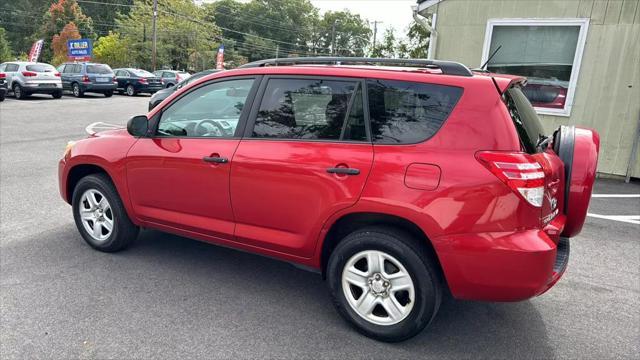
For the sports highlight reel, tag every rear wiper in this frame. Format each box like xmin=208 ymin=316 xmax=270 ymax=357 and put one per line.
xmin=536 ymin=134 xmax=551 ymax=151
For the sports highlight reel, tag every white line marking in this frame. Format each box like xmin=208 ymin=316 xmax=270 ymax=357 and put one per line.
xmin=591 ymin=194 xmax=640 ymax=198
xmin=587 ymin=213 xmax=640 ymax=225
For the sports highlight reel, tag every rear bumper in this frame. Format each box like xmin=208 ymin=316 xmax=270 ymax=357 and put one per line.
xmin=434 ymin=216 xmax=569 ymax=301
xmin=22 ymin=82 xmax=62 ymax=94
xmin=138 ymin=84 xmax=163 ymax=93
xmin=81 ymin=83 xmax=117 ymax=92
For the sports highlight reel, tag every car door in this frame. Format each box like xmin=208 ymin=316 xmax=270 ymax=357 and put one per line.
xmin=4 ymin=63 xmax=19 ymax=89
xmin=114 ymin=70 xmax=125 ymax=90
xmin=126 ymin=76 xmax=260 ymax=240
xmin=230 ymin=76 xmax=373 ymax=257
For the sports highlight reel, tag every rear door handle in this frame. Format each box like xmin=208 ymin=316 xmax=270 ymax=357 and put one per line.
xmin=327 ymin=167 xmax=360 ymax=175
xmin=203 ymin=156 xmax=229 ymax=164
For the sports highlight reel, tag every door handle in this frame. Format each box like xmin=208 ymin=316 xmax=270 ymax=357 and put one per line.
xmin=203 ymin=156 xmax=229 ymax=164
xmin=327 ymin=167 xmax=360 ymax=175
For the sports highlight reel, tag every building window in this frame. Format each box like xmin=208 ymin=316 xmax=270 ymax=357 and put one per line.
xmin=482 ymin=19 xmax=589 ymax=117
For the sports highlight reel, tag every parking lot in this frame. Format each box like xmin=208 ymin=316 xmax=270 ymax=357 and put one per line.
xmin=0 ymin=94 xmax=638 ymax=359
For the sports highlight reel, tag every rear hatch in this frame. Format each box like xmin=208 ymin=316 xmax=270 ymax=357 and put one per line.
xmin=502 ymin=84 xmax=565 ymax=227
xmin=86 ymin=64 xmax=114 ymax=84
xmin=24 ymin=64 xmax=60 ymax=87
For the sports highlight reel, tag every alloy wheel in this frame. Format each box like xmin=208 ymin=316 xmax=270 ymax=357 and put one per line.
xmin=78 ymin=189 xmax=114 ymax=242
xmin=73 ymin=84 xmax=80 ymax=97
xmin=341 ymin=250 xmax=415 ymax=326
xmin=126 ymin=85 xmax=134 ymax=96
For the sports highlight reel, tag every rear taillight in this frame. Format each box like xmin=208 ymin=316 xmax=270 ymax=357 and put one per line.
xmin=113 ymin=76 xmax=117 ymax=83
xmin=22 ymin=71 xmax=37 ymax=77
xmin=82 ymin=75 xmax=90 ymax=83
xmin=0 ymin=73 xmax=5 ymax=78
xmin=138 ymin=78 xmax=148 ymax=84
xmin=176 ymin=75 xmax=180 ymax=82
xmin=477 ymin=151 xmax=545 ymax=207
xmin=54 ymin=72 xmax=61 ymax=77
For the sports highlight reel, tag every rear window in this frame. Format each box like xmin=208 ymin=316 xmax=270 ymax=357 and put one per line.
xmin=26 ymin=64 xmax=56 ymax=72
xmin=131 ymin=69 xmax=153 ymax=77
xmin=367 ymin=79 xmax=463 ymax=144
xmin=504 ymin=86 xmax=546 ymax=153
xmin=86 ymin=64 xmax=112 ymax=74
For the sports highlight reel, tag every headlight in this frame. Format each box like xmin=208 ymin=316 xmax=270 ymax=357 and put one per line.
xmin=64 ymin=141 xmax=76 ymax=157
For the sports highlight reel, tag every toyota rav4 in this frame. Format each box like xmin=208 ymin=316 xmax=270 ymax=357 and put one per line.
xmin=58 ymin=57 xmax=600 ymax=342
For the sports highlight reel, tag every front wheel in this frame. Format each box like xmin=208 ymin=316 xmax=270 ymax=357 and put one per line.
xmin=327 ymin=226 xmax=442 ymax=342
xmin=72 ymin=174 xmax=139 ymax=252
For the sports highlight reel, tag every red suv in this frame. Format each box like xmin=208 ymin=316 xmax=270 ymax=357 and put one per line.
xmin=58 ymin=57 xmax=600 ymax=342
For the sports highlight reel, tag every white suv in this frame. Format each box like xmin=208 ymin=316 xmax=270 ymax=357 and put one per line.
xmin=0 ymin=61 xmax=63 ymax=99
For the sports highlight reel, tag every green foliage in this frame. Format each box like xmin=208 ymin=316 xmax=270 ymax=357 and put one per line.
xmin=0 ymin=0 xmax=52 ymax=56
xmin=117 ymin=0 xmax=218 ymax=71
xmin=94 ymin=32 xmax=130 ymax=68
xmin=0 ymin=28 xmax=13 ymax=62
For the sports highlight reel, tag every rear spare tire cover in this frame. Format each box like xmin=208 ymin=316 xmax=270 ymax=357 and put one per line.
xmin=557 ymin=126 xmax=600 ymax=237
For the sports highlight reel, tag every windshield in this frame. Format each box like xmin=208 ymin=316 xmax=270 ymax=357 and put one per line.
xmin=26 ymin=64 xmax=56 ymax=72
xmin=131 ymin=69 xmax=154 ymax=77
xmin=504 ymin=86 xmax=546 ymax=153
xmin=86 ymin=64 xmax=112 ymax=74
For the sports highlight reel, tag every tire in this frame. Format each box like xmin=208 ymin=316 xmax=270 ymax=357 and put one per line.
xmin=327 ymin=226 xmax=442 ymax=342
xmin=72 ymin=174 xmax=139 ymax=252
xmin=126 ymin=84 xmax=136 ymax=96
xmin=104 ymin=90 xmax=113 ymax=97
xmin=0 ymin=91 xmax=5 ymax=102
xmin=72 ymin=83 xmax=84 ymax=97
xmin=52 ymin=91 xmax=62 ymax=99
xmin=166 ymin=83 xmax=173 ymax=88
xmin=13 ymin=84 xmax=26 ymax=99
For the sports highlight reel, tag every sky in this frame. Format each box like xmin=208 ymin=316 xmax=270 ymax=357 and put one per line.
xmin=201 ymin=0 xmax=417 ymax=38
xmin=310 ymin=0 xmax=416 ymax=36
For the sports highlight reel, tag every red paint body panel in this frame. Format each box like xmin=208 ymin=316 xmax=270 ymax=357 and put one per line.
xmin=58 ymin=65 xmax=598 ymax=303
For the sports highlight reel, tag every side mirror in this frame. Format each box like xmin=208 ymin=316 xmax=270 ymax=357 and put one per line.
xmin=127 ymin=115 xmax=149 ymax=137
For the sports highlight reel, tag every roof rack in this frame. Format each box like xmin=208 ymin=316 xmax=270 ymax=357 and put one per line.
xmin=238 ymin=57 xmax=474 ymax=77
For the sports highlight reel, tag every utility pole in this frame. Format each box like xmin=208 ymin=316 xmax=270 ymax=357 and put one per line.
xmin=275 ymin=44 xmax=279 ymax=60
xmin=371 ymin=20 xmax=382 ymax=55
xmin=331 ymin=20 xmax=338 ymax=56
xmin=152 ymin=0 xmax=158 ymax=71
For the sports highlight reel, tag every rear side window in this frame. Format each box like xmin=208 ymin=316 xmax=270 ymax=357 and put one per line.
xmin=26 ymin=64 xmax=55 ymax=72
xmin=252 ymin=78 xmax=365 ymax=141
xmin=5 ymin=64 xmax=19 ymax=72
xmin=86 ymin=64 xmax=112 ymax=74
xmin=367 ymin=79 xmax=462 ymax=144
xmin=504 ymin=86 xmax=546 ymax=153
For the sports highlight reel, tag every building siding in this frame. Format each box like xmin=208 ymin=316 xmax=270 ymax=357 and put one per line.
xmin=428 ymin=0 xmax=640 ymax=177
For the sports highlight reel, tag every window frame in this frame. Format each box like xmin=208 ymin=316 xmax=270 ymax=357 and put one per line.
xmin=150 ymin=75 xmax=262 ymax=139
xmin=243 ymin=75 xmax=371 ymax=143
xmin=481 ymin=18 xmax=589 ymax=117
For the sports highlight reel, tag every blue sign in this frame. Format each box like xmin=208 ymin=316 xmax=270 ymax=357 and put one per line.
xmin=67 ymin=39 xmax=93 ymax=58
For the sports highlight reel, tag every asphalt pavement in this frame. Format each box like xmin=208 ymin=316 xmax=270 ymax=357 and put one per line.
xmin=1 ymin=94 xmax=639 ymax=359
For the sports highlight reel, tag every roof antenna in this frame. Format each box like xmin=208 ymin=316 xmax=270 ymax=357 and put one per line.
xmin=480 ymin=45 xmax=502 ymax=70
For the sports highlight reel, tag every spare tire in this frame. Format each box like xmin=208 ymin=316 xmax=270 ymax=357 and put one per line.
xmin=554 ymin=126 xmax=600 ymax=237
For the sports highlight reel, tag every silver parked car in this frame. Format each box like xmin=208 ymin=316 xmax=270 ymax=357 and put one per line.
xmin=0 ymin=61 xmax=63 ymax=99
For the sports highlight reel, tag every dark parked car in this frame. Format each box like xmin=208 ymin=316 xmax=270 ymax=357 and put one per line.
xmin=153 ymin=70 xmax=190 ymax=88
xmin=148 ymin=69 xmax=219 ymax=110
xmin=58 ymin=62 xmax=116 ymax=97
xmin=114 ymin=68 xmax=163 ymax=96
xmin=0 ymin=72 xmax=7 ymax=101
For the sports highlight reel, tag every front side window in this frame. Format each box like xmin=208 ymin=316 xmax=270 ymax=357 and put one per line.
xmin=367 ymin=79 xmax=462 ymax=144
xmin=483 ymin=19 xmax=589 ymax=116
xmin=252 ymin=78 xmax=365 ymax=141
xmin=157 ymin=78 xmax=254 ymax=137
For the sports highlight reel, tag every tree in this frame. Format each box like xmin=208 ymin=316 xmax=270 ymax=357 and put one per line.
xmin=94 ymin=32 xmax=130 ymax=68
xmin=41 ymin=0 xmax=94 ymax=63
xmin=319 ymin=11 xmax=371 ymax=57
xmin=81 ymin=0 xmax=133 ymax=29
xmin=117 ymin=0 xmax=218 ymax=71
xmin=51 ymin=22 xmax=81 ymax=65
xmin=405 ymin=20 xmax=430 ymax=58
xmin=371 ymin=29 xmax=397 ymax=58
xmin=0 ymin=28 xmax=13 ymax=62
xmin=0 ymin=0 xmax=52 ymax=56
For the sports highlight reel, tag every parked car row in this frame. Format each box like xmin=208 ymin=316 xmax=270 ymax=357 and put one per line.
xmin=0 ymin=60 xmax=194 ymax=101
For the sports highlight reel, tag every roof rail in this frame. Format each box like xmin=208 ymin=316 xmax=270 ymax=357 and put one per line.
xmin=238 ymin=57 xmax=474 ymax=77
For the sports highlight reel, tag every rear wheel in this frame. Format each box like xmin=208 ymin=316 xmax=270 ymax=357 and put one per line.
xmin=72 ymin=83 xmax=84 ymax=97
xmin=13 ymin=84 xmax=26 ymax=99
xmin=126 ymin=84 xmax=136 ymax=96
xmin=52 ymin=91 xmax=62 ymax=99
xmin=327 ymin=226 xmax=442 ymax=342
xmin=72 ymin=174 xmax=139 ymax=252
xmin=104 ymin=90 xmax=113 ymax=97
